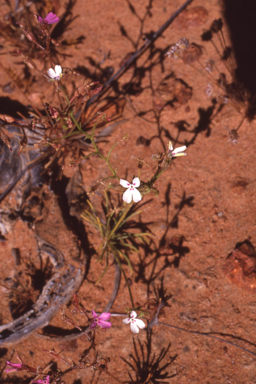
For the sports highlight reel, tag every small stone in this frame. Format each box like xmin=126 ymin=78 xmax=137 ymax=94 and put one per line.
xmin=173 ymin=6 xmax=208 ymax=30
xmin=223 ymin=241 xmax=256 ymax=291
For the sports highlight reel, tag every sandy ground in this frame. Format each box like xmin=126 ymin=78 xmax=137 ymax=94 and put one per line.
xmin=0 ymin=0 xmax=256 ymax=383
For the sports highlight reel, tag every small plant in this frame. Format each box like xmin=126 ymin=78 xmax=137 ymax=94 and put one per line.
xmin=81 ymin=138 xmax=186 ymax=307
xmin=2 ymin=5 xmax=256 ymax=384
xmin=0 ymin=7 xmax=102 ymax=177
xmin=0 ymin=6 xmax=186 ymax=328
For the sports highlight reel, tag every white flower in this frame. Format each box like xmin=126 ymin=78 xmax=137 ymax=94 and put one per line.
xmin=123 ymin=311 xmax=146 ymax=333
xmin=47 ymin=65 xmax=62 ymax=80
xmin=168 ymin=141 xmax=187 ymax=157
xmin=120 ymin=177 xmax=142 ymax=204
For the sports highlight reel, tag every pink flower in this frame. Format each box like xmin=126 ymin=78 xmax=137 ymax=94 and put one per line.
xmin=90 ymin=311 xmax=112 ymax=329
xmin=37 ymin=12 xmax=59 ymax=25
xmin=31 ymin=375 xmax=50 ymax=384
xmin=5 ymin=361 xmax=23 ymax=373
xmin=120 ymin=177 xmax=142 ymax=203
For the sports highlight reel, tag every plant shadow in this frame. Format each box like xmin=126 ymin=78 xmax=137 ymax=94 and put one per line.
xmin=134 ymin=184 xmax=193 ymax=286
xmin=121 ymin=329 xmax=178 ymax=383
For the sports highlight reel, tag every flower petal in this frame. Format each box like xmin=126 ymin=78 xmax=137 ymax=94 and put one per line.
xmin=90 ymin=322 xmax=97 ymax=329
xmin=168 ymin=141 xmax=173 ymax=151
xmin=132 ymin=177 xmax=140 ymax=187
xmin=135 ymin=319 xmax=146 ymax=329
xmin=45 ymin=12 xmax=59 ymax=24
xmin=172 ymin=145 xmax=187 ymax=155
xmin=98 ymin=320 xmax=112 ymax=328
xmin=37 ymin=15 xmax=44 ymax=23
xmin=172 ymin=152 xmax=186 ymax=157
xmin=91 ymin=310 xmax=98 ymax=319
xmin=123 ymin=189 xmax=132 ymax=203
xmin=44 ymin=12 xmax=54 ymax=22
xmin=6 ymin=362 xmax=21 ymax=368
xmin=5 ymin=362 xmax=22 ymax=372
xmin=130 ymin=310 xmax=137 ymax=319
xmin=132 ymin=188 xmax=142 ymax=203
xmin=130 ymin=322 xmax=140 ymax=333
xmin=31 ymin=375 xmax=50 ymax=384
xmin=120 ymin=179 xmax=130 ymax=188
xmin=54 ymin=65 xmax=62 ymax=76
xmin=123 ymin=318 xmax=131 ymax=324
xmin=50 ymin=16 xmax=59 ymax=24
xmin=47 ymin=68 xmax=56 ymax=78
xmin=98 ymin=312 xmax=111 ymax=321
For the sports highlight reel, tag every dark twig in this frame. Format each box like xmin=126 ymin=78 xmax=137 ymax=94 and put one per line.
xmin=84 ymin=0 xmax=194 ymax=112
xmin=158 ymin=322 xmax=256 ymax=358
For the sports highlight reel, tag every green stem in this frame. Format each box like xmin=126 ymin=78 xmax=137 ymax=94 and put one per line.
xmin=99 ymin=153 xmax=117 ymax=177
xmin=68 ymin=115 xmax=118 ymax=178
xmin=89 ymin=130 xmax=117 ymax=177
xmin=150 ymin=157 xmax=172 ymax=185
xmin=60 ymin=84 xmax=70 ymax=106
xmin=107 ymin=204 xmax=131 ymax=242
xmin=70 ymin=112 xmax=82 ymax=133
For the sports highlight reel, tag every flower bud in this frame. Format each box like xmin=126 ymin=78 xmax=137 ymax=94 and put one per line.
xmin=66 ymin=116 xmax=73 ymax=128
xmin=16 ymin=21 xmax=25 ymax=29
xmin=23 ymin=59 xmax=37 ymax=70
xmin=51 ymin=38 xmax=60 ymax=46
xmin=44 ymin=103 xmax=59 ymax=119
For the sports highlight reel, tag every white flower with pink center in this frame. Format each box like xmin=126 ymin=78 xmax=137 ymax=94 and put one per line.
xmin=123 ymin=310 xmax=146 ymax=333
xmin=120 ymin=177 xmax=142 ymax=204
xmin=168 ymin=141 xmax=187 ymax=157
xmin=47 ymin=65 xmax=62 ymax=80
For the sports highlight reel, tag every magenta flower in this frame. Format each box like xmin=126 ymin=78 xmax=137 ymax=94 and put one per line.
xmin=37 ymin=12 xmax=59 ymax=25
xmin=90 ymin=311 xmax=112 ymax=329
xmin=5 ymin=361 xmax=23 ymax=373
xmin=31 ymin=375 xmax=50 ymax=384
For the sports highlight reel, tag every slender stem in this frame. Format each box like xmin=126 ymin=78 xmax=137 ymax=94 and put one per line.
xmin=70 ymin=112 xmax=82 ymax=132
xmin=149 ymin=157 xmax=172 ymax=185
xmin=114 ymin=255 xmax=134 ymax=308
xmin=59 ymin=130 xmax=81 ymax=139
xmin=90 ymin=133 xmax=117 ymax=177
xmin=158 ymin=322 xmax=256 ymax=358
xmin=60 ymin=84 xmax=70 ymax=106
xmin=23 ymin=365 xmax=37 ymax=373
xmin=107 ymin=204 xmax=131 ymax=242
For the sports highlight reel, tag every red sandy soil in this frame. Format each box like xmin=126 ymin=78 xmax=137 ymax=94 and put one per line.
xmin=0 ymin=0 xmax=256 ymax=383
